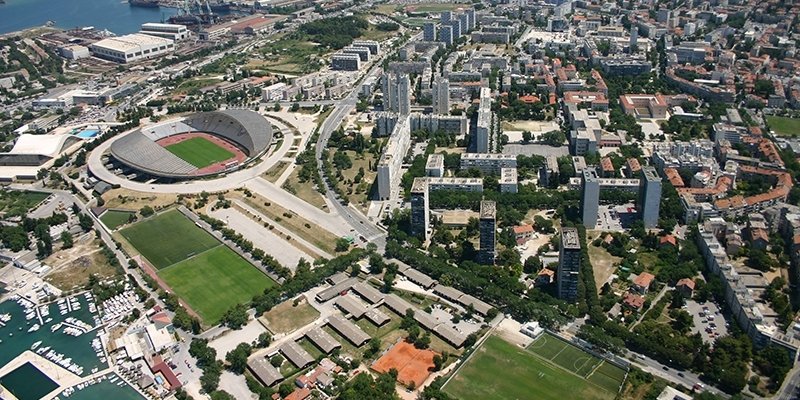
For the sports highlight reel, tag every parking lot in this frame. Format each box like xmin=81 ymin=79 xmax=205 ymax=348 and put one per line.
xmin=686 ymin=299 xmax=728 ymax=344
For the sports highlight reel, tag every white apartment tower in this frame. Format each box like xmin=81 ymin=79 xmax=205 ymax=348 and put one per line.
xmin=432 ymin=76 xmax=450 ymax=115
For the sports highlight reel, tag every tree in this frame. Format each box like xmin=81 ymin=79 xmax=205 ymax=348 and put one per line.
xmin=221 ymin=303 xmax=248 ymax=329
xmin=432 ymin=354 xmax=445 ymax=371
xmin=60 ymin=231 xmax=73 ymax=249
xmin=522 ymin=130 xmax=532 ymax=143
xmin=256 ymin=332 xmax=271 ymax=348
xmin=140 ymin=205 xmax=155 ymax=217
xmin=200 ymin=368 xmax=221 ymax=393
xmin=290 ymin=102 xmax=300 ymax=112
xmin=270 ymin=355 xmax=283 ymax=367
xmin=225 ymin=343 xmax=252 ymax=374
xmin=278 ymin=382 xmax=294 ymax=397
xmin=210 ymin=391 xmax=235 ymax=400
xmin=336 ymin=237 xmax=351 ymax=252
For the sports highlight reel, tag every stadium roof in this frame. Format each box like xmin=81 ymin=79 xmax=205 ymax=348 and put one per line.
xmin=109 ymin=110 xmax=271 ymax=179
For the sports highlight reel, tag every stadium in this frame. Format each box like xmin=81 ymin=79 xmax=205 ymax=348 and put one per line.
xmin=109 ymin=109 xmax=272 ymax=180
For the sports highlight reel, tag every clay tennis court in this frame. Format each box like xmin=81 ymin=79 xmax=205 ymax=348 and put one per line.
xmin=371 ymin=340 xmax=438 ymax=387
xmin=155 ymin=132 xmax=247 ymax=175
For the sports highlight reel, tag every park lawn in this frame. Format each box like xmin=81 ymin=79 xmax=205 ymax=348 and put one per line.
xmin=100 ymin=210 xmax=135 ymax=230
xmin=767 ymin=116 xmax=800 ymax=137
xmin=444 ymin=336 xmax=615 ymax=400
xmin=165 ymin=137 xmax=234 ymax=168
xmin=119 ymin=209 xmax=220 ymax=269
xmin=0 ymin=190 xmax=49 ymax=217
xmin=159 ymin=246 xmax=276 ymax=324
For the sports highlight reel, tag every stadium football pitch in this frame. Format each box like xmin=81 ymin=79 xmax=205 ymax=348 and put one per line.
xmin=165 ymin=136 xmax=234 ymax=168
xmin=444 ymin=335 xmax=625 ymax=400
xmin=120 ymin=209 xmax=276 ymax=324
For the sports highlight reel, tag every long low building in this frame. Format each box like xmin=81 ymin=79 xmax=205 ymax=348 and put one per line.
xmin=327 ymin=315 xmax=370 ymax=346
xmin=400 ymin=268 xmax=437 ymax=289
xmin=352 ymin=282 xmax=385 ymax=304
xmin=280 ymin=341 xmax=314 ymax=369
xmin=364 ymin=308 xmax=391 ymax=326
xmin=305 ymin=328 xmax=341 ymax=354
xmin=335 ymin=295 xmax=368 ymax=318
xmin=316 ymin=277 xmax=358 ymax=302
xmin=248 ymin=356 xmax=283 ymax=386
xmin=432 ymin=284 xmax=493 ymax=316
xmin=382 ymin=294 xmax=414 ymax=316
xmin=89 ymin=33 xmax=174 ymax=63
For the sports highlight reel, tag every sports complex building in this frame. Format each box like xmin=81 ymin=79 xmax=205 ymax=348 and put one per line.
xmin=109 ymin=110 xmax=272 ymax=180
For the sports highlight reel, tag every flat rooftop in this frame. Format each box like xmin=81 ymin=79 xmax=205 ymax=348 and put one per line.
xmin=561 ymin=227 xmax=580 ymax=249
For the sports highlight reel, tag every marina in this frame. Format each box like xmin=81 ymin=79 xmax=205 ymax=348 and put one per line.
xmin=57 ymin=372 xmax=145 ymax=400
xmin=0 ymin=292 xmax=107 ymax=379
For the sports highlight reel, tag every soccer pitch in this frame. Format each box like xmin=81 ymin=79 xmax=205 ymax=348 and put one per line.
xmin=159 ymin=246 xmax=275 ymax=323
xmin=444 ymin=335 xmax=623 ymax=400
xmin=767 ymin=116 xmax=800 ymax=137
xmin=165 ymin=137 xmax=234 ymax=168
xmin=120 ymin=209 xmax=276 ymax=324
xmin=120 ymin=209 xmax=220 ymax=269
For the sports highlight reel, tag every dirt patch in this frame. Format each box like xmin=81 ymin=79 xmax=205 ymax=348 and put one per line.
xmin=259 ymin=296 xmax=320 ymax=335
xmin=587 ymin=233 xmax=622 ymax=293
xmin=103 ymin=189 xmax=179 ymax=210
xmin=44 ymin=238 xmax=121 ymax=291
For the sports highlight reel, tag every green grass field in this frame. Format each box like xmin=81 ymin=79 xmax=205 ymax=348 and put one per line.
xmin=119 ymin=209 xmax=221 ymax=269
xmin=529 ymin=333 xmax=626 ymax=393
xmin=767 ymin=116 xmax=800 ymax=137
xmin=100 ymin=210 xmax=135 ymax=230
xmin=165 ymin=137 xmax=234 ymax=168
xmin=0 ymin=191 xmax=49 ymax=217
xmin=444 ymin=335 xmax=622 ymax=400
xmin=120 ymin=209 xmax=276 ymax=324
xmin=159 ymin=246 xmax=275 ymax=324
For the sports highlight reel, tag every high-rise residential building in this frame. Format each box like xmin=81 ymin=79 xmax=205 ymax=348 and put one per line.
xmin=449 ymin=20 xmax=462 ymax=38
xmin=381 ymin=73 xmax=411 ymax=115
xmin=432 ymin=76 xmax=450 ymax=115
xmin=475 ymin=87 xmax=492 ymax=153
xmin=478 ymin=200 xmax=497 ymax=264
xmin=558 ymin=227 xmax=581 ymax=302
xmin=459 ymin=14 xmax=469 ymax=34
xmin=423 ymin=22 xmax=436 ymax=42
xmin=382 ymin=73 xmax=396 ymax=112
xmin=639 ymin=166 xmax=662 ymax=228
xmin=630 ymin=26 xmax=638 ymax=50
xmin=410 ymin=178 xmax=430 ymax=239
xmin=441 ymin=11 xmax=452 ymax=24
xmin=466 ymin=9 xmax=476 ymax=30
xmin=439 ymin=25 xmax=454 ymax=46
xmin=581 ymin=167 xmax=600 ymax=228
xmin=397 ymin=75 xmax=411 ymax=116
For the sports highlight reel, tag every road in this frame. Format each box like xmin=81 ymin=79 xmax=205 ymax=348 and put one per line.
xmin=776 ymin=366 xmax=800 ymax=400
xmin=310 ymin=34 xmax=427 ymax=251
xmin=627 ymin=352 xmax=726 ymax=398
